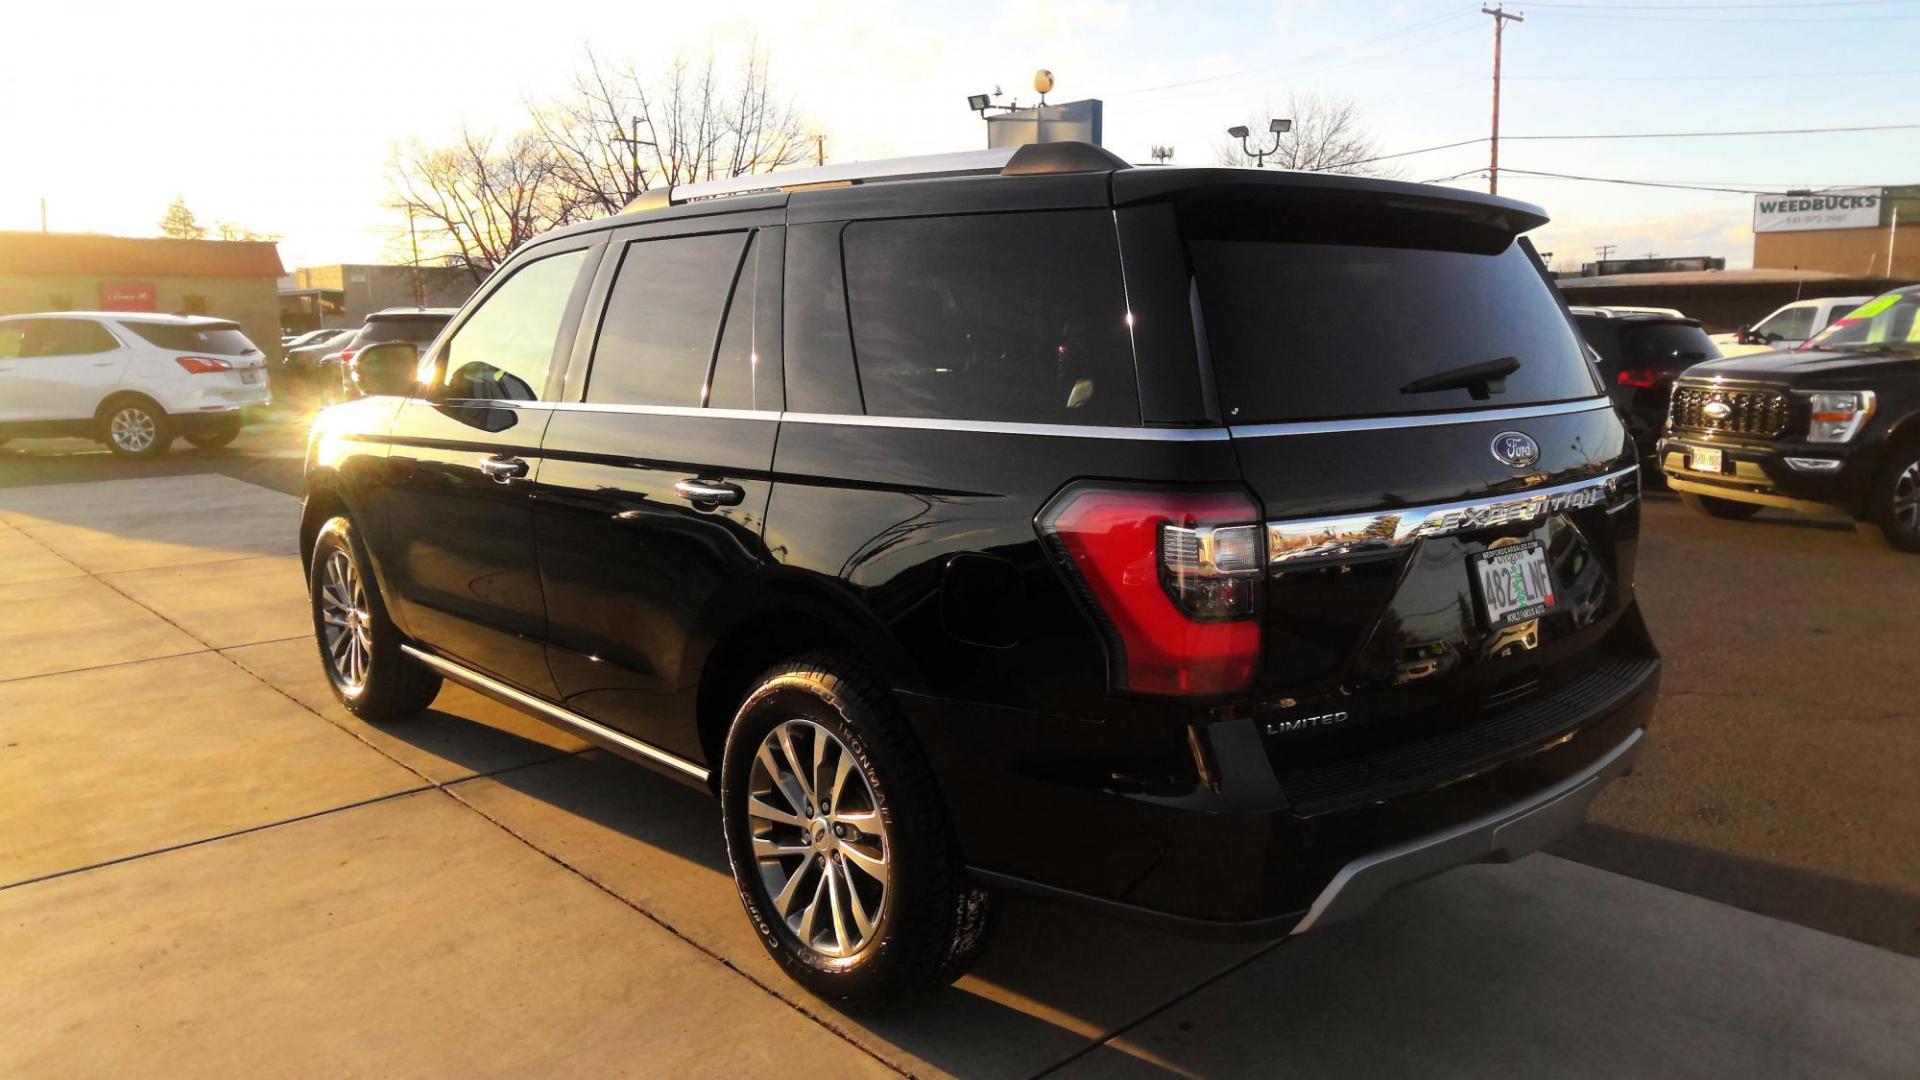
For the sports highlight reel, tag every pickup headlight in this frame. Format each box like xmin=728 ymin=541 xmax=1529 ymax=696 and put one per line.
xmin=1805 ymin=390 xmax=1875 ymax=443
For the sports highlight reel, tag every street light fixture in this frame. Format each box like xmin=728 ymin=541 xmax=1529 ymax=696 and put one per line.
xmin=1229 ymin=118 xmax=1292 ymax=168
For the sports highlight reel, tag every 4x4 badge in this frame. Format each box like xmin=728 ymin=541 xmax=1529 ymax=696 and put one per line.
xmin=1491 ymin=431 xmax=1541 ymax=469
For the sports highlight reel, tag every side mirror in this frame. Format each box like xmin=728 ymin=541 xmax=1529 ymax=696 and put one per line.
xmin=350 ymin=341 xmax=422 ymax=397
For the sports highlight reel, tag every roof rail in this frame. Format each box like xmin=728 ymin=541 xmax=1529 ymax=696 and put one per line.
xmin=621 ymin=141 xmax=1128 ymax=214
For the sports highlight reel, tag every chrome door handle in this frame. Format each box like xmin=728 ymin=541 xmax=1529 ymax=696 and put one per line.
xmin=674 ymin=479 xmax=744 ymax=507
xmin=479 ymin=456 xmax=529 ymax=482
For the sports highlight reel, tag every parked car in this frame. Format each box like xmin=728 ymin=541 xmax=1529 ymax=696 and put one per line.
xmin=323 ymin=308 xmax=456 ymax=402
xmin=0 ymin=312 xmax=267 ymax=457
xmin=283 ymin=328 xmax=341 ymax=350
xmin=1661 ymin=284 xmax=1920 ymax=550
xmin=1570 ymin=307 xmax=1719 ymax=465
xmin=300 ymin=143 xmax=1659 ymax=1006
xmin=277 ymin=327 xmax=357 ymax=399
xmin=1710 ymin=295 xmax=1870 ymax=357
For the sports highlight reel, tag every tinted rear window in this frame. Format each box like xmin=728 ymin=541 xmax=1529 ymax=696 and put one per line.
xmin=1192 ymin=241 xmax=1599 ymax=423
xmin=359 ymin=315 xmax=450 ymax=346
xmin=1620 ymin=322 xmax=1716 ymax=371
xmin=587 ymin=232 xmax=749 ymax=408
xmin=842 ymin=210 xmax=1138 ymax=426
xmin=123 ymin=321 xmax=258 ymax=355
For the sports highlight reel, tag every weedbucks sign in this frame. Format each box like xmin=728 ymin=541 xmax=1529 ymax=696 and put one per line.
xmin=1753 ymin=188 xmax=1883 ymax=233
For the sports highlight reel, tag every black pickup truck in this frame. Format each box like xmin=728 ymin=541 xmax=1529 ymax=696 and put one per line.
xmin=1659 ymin=285 xmax=1920 ymax=551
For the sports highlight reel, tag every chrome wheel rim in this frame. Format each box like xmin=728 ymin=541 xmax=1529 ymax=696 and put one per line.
xmin=319 ymin=548 xmax=373 ymax=691
xmin=1895 ymin=461 xmax=1920 ymax=533
xmin=747 ymin=719 xmax=889 ymax=959
xmin=109 ymin=407 xmax=155 ymax=452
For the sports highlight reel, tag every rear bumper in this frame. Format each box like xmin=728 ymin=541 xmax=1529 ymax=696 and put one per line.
xmin=906 ymin=638 xmax=1661 ymax=940
xmin=1291 ymin=727 xmax=1642 ymax=933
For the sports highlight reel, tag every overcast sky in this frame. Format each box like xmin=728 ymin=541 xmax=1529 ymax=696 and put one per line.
xmin=4 ymin=0 xmax=1914 ymax=272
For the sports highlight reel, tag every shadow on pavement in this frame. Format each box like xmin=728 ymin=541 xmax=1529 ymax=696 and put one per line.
xmin=0 ymin=408 xmax=308 ymax=497
xmin=1555 ymin=821 xmax=1920 ymax=957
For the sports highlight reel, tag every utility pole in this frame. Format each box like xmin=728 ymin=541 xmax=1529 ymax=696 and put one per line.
xmin=408 ymin=208 xmax=423 ymax=307
xmin=39 ymin=197 xmax=47 ymax=233
xmin=1596 ymin=244 xmax=1617 ymax=262
xmin=815 ymin=134 xmax=826 ymax=166
xmin=1483 ymin=4 xmax=1523 ymax=195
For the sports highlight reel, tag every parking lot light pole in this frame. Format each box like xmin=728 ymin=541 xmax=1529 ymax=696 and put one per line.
xmin=1228 ymin=118 xmax=1293 ymax=168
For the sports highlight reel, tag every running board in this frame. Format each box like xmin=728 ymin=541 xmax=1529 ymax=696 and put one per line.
xmin=400 ymin=645 xmax=711 ymax=786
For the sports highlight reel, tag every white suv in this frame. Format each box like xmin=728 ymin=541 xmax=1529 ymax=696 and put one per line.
xmin=0 ymin=312 xmax=269 ymax=458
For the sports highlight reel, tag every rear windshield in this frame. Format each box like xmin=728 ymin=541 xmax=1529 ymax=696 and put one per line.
xmin=1192 ymin=241 xmax=1600 ymax=423
xmin=359 ymin=315 xmax=450 ymax=346
xmin=1621 ymin=322 xmax=1716 ymax=371
xmin=123 ymin=321 xmax=259 ymax=355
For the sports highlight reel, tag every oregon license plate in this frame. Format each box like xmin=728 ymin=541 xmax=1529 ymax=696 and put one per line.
xmin=1688 ymin=446 xmax=1722 ymax=473
xmin=1471 ymin=542 xmax=1556 ymax=628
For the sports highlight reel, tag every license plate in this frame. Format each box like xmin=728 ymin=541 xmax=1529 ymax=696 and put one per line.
xmin=241 ymin=370 xmax=261 ymax=385
xmin=1688 ymin=446 xmax=1722 ymax=473
xmin=1471 ymin=542 xmax=1556 ymax=629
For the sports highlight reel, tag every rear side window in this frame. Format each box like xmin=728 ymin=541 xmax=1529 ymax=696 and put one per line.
xmin=587 ymin=232 xmax=750 ymax=407
xmin=359 ymin=315 xmax=451 ymax=346
xmin=1193 ymin=241 xmax=1599 ymax=423
xmin=123 ymin=321 xmax=257 ymax=355
xmin=842 ymin=210 xmax=1138 ymax=426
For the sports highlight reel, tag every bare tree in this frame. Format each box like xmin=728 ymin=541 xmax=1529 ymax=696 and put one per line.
xmin=214 ymin=222 xmax=281 ymax=242
xmin=532 ymin=45 xmax=812 ymax=218
xmin=1215 ymin=94 xmax=1399 ymax=176
xmin=158 ymin=197 xmax=206 ymax=239
xmin=389 ymin=129 xmax=576 ymax=283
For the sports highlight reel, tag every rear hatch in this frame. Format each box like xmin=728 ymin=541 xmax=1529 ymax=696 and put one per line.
xmin=1167 ymin=178 xmax=1649 ymax=813
xmin=123 ymin=320 xmax=268 ymax=387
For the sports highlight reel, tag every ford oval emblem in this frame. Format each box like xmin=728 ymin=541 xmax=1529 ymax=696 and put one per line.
xmin=1491 ymin=431 xmax=1541 ymax=469
xmin=1703 ymin=400 xmax=1732 ymax=422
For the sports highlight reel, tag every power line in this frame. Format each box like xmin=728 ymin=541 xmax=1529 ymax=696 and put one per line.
xmin=1111 ymin=10 xmax=1470 ymax=96
xmin=1505 ymin=65 xmax=1920 ymax=80
xmin=1324 ymin=120 xmax=1920 ymax=171
xmin=1521 ymin=0 xmax=1911 ymax=8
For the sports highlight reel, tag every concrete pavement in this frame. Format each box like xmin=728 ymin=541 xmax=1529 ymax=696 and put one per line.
xmin=0 ymin=470 xmax=1915 ymax=1077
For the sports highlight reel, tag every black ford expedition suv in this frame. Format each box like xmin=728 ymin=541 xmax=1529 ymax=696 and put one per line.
xmin=1659 ymin=285 xmax=1920 ymax=551
xmin=300 ymin=142 xmax=1659 ymax=1006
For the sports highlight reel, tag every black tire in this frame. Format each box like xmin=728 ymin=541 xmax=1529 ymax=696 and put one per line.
xmin=184 ymin=416 xmax=243 ymax=450
xmin=720 ymin=655 xmax=991 ymax=1009
xmin=98 ymin=397 xmax=173 ymax=459
xmin=1677 ymin=489 xmax=1764 ymax=520
xmin=1860 ymin=447 xmax=1920 ymax=553
xmin=308 ymin=515 xmax=442 ymax=721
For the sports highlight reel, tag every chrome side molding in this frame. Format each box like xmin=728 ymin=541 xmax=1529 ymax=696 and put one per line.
xmin=1268 ymin=465 xmax=1639 ymax=567
xmin=399 ymin=645 xmax=710 ymax=783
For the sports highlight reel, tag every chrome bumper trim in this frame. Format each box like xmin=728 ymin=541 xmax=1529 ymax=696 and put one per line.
xmin=1291 ymin=728 xmax=1644 ymax=935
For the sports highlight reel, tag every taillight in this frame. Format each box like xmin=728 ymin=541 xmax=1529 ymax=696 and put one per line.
xmin=336 ymin=347 xmax=359 ymax=367
xmin=1038 ymin=485 xmax=1263 ymax=697
xmin=1616 ymin=368 xmax=1661 ymax=389
xmin=175 ymin=356 xmax=232 ymax=374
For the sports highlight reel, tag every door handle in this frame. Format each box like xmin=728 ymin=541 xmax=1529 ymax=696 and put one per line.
xmin=91 ymin=360 xmax=116 ymax=367
xmin=674 ymin=478 xmax=744 ymax=507
xmin=479 ymin=456 xmax=529 ymax=483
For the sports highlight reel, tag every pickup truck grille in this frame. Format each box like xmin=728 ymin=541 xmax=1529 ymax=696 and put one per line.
xmin=1669 ymin=386 xmax=1792 ymax=439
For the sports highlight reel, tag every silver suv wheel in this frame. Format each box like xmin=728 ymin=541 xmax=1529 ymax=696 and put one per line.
xmin=747 ymin=718 xmax=890 ymax=959
xmin=108 ymin=406 xmax=158 ymax=453
xmin=318 ymin=547 xmax=372 ymax=691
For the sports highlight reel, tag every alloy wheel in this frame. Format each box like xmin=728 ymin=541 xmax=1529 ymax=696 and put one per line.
xmin=747 ymin=718 xmax=890 ymax=959
xmin=1895 ymin=461 xmax=1920 ymax=534
xmin=109 ymin=407 xmax=156 ymax=453
xmin=319 ymin=547 xmax=373 ymax=691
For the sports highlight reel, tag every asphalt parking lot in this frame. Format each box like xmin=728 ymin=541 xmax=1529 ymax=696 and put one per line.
xmin=1 ymin=418 xmax=1916 ymax=1077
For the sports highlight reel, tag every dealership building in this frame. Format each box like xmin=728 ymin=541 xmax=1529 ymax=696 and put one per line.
xmin=1752 ymin=186 xmax=1919 ymax=279
xmin=0 ymin=231 xmax=285 ymax=359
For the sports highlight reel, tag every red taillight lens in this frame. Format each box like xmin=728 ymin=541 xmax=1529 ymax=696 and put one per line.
xmin=336 ymin=347 xmax=358 ymax=367
xmin=1616 ymin=368 xmax=1660 ymax=389
xmin=174 ymin=356 xmax=232 ymax=374
xmin=1039 ymin=486 xmax=1263 ymax=697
